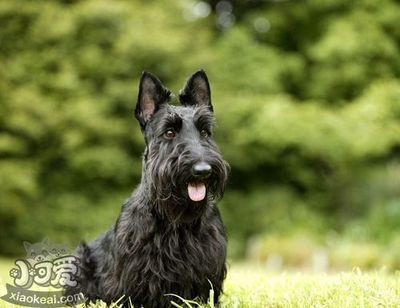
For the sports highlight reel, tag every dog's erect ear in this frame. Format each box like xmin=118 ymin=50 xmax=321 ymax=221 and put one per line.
xmin=135 ymin=72 xmax=171 ymax=129
xmin=179 ymin=70 xmax=213 ymax=112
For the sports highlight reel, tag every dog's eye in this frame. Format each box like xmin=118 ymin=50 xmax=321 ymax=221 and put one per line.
xmin=164 ymin=129 xmax=176 ymax=139
xmin=200 ymin=129 xmax=209 ymax=138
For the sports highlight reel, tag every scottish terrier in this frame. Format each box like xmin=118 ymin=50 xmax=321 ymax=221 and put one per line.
xmin=65 ymin=70 xmax=229 ymax=307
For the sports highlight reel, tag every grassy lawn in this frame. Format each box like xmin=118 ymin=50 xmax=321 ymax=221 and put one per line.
xmin=220 ymin=265 xmax=400 ymax=307
xmin=0 ymin=258 xmax=399 ymax=307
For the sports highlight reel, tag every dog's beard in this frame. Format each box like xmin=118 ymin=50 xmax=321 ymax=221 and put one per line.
xmin=147 ymin=167 xmax=227 ymax=223
xmin=145 ymin=144 xmax=229 ymax=223
xmin=150 ymin=176 xmax=209 ymax=223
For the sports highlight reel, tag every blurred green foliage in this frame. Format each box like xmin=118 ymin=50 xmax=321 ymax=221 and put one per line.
xmin=0 ymin=0 xmax=400 ymax=258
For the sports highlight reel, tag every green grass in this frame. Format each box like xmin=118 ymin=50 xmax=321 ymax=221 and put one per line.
xmin=220 ymin=265 xmax=400 ymax=307
xmin=0 ymin=259 xmax=399 ymax=307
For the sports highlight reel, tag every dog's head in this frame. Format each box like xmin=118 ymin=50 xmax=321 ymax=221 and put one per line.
xmin=134 ymin=70 xmax=229 ymax=222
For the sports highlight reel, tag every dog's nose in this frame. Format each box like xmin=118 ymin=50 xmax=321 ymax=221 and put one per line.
xmin=192 ymin=162 xmax=212 ymax=179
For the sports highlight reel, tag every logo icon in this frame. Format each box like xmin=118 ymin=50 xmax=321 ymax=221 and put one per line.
xmin=1 ymin=239 xmax=85 ymax=307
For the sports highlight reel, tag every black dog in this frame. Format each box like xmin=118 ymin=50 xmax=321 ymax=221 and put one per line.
xmin=65 ymin=70 xmax=229 ymax=307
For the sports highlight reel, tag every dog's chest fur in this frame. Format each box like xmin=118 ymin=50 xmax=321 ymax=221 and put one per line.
xmin=88 ymin=194 xmax=227 ymax=306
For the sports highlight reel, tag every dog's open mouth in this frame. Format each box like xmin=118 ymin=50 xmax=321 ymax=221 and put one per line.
xmin=188 ymin=182 xmax=206 ymax=202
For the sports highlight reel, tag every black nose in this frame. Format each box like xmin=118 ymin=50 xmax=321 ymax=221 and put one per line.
xmin=192 ymin=162 xmax=212 ymax=179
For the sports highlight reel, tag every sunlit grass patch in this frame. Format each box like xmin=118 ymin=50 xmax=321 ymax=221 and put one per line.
xmin=221 ymin=265 xmax=400 ymax=307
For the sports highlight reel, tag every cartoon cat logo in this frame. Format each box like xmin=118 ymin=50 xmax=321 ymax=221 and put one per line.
xmin=23 ymin=238 xmax=51 ymax=266
xmin=23 ymin=238 xmax=69 ymax=265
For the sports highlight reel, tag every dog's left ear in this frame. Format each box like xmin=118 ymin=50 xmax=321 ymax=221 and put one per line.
xmin=179 ymin=70 xmax=213 ymax=112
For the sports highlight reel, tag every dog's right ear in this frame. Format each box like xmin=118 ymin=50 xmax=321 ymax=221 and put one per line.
xmin=135 ymin=72 xmax=171 ymax=129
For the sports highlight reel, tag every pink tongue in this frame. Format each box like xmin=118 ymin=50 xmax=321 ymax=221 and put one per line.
xmin=188 ymin=182 xmax=206 ymax=202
